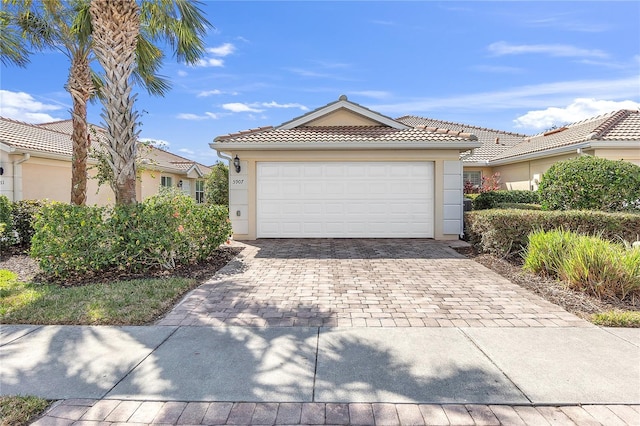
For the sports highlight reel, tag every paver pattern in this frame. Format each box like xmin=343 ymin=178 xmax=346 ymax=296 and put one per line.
xmin=158 ymin=239 xmax=588 ymax=328
xmin=33 ymin=399 xmax=640 ymax=425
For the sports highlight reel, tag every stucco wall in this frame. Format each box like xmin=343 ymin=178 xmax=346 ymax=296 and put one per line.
xmin=306 ymin=109 xmax=381 ymax=126
xmin=594 ymin=148 xmax=640 ymax=166
xmin=493 ymin=152 xmax=579 ymax=190
xmin=224 ymin=149 xmax=464 ymax=240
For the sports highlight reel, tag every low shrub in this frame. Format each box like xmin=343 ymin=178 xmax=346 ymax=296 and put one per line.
xmin=30 ymin=191 xmax=233 ymax=280
xmin=495 ymin=203 xmax=541 ymax=210
xmin=538 ymin=156 xmax=640 ymax=212
xmin=464 ymin=209 xmax=640 ymax=257
xmin=12 ymin=199 xmax=49 ymax=249
xmin=0 ymin=195 xmax=14 ymax=252
xmin=524 ymin=229 xmax=640 ymax=300
xmin=472 ymin=190 xmax=540 ymax=210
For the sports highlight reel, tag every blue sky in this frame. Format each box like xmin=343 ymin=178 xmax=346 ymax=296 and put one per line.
xmin=1 ymin=1 xmax=639 ymax=164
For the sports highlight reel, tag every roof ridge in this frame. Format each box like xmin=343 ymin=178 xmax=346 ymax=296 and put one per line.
xmin=587 ymin=109 xmax=635 ymax=140
xmin=397 ymin=115 xmax=527 ymax=137
xmin=0 ymin=116 xmax=74 ymax=138
xmin=216 ymin=125 xmax=274 ymax=141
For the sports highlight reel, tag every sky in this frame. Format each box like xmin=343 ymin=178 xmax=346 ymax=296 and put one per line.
xmin=1 ymin=1 xmax=639 ymax=165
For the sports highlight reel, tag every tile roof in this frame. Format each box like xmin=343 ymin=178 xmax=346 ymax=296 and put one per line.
xmin=215 ymin=125 xmax=478 ymax=144
xmin=1 ymin=117 xmax=211 ymax=175
xmin=1 ymin=117 xmax=72 ymax=156
xmin=396 ymin=116 xmax=526 ymax=163
xmin=491 ymin=109 xmax=640 ymax=162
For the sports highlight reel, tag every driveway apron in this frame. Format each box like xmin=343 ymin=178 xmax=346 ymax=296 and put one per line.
xmin=157 ymin=239 xmax=589 ymax=328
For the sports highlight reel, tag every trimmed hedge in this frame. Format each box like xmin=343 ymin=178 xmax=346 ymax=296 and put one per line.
xmin=539 ymin=156 xmax=640 ymax=212
xmin=465 ymin=209 xmax=640 ymax=258
xmin=30 ymin=192 xmax=232 ymax=280
xmin=472 ymin=190 xmax=540 ymax=210
xmin=12 ymin=200 xmax=49 ymax=249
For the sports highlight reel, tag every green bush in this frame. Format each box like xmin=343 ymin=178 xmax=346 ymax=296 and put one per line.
xmin=11 ymin=199 xmax=48 ymax=249
xmin=0 ymin=195 xmax=14 ymax=252
xmin=524 ymin=229 xmax=640 ymax=300
xmin=538 ymin=156 xmax=640 ymax=212
xmin=464 ymin=209 xmax=640 ymax=257
xmin=31 ymin=204 xmax=112 ymax=278
xmin=30 ymin=191 xmax=233 ymax=280
xmin=472 ymin=190 xmax=540 ymax=210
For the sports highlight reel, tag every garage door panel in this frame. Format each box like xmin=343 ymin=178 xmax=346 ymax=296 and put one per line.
xmin=257 ymin=162 xmax=434 ymax=238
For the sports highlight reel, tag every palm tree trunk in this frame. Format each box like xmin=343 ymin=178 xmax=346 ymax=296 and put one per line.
xmin=68 ymin=53 xmax=92 ymax=206
xmin=89 ymin=0 xmax=140 ymax=205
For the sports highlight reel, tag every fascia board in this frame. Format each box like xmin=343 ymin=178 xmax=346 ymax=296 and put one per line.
xmin=278 ymin=100 xmax=410 ymax=130
xmin=0 ymin=142 xmax=16 ymax=153
xmin=588 ymin=140 xmax=640 ymax=149
xmin=211 ymin=141 xmax=482 ymax=151
xmin=488 ymin=142 xmax=592 ymax=165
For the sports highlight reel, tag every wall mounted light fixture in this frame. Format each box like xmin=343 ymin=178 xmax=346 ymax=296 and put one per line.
xmin=0 ymin=167 xmax=3 ymax=176
xmin=233 ymin=155 xmax=241 ymax=173
xmin=177 ymin=180 xmax=183 ymax=188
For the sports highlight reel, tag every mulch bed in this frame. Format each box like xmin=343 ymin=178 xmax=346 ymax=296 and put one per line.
xmin=0 ymin=246 xmax=242 ymax=287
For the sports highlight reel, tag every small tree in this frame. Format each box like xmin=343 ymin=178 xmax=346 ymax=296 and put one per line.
xmin=205 ymin=162 xmax=229 ymax=205
xmin=539 ymin=156 xmax=640 ymax=211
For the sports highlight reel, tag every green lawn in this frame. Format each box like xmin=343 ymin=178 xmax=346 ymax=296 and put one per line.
xmin=0 ymin=270 xmax=196 ymax=325
xmin=0 ymin=396 xmax=50 ymax=426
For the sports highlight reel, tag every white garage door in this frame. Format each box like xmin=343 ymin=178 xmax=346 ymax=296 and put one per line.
xmin=257 ymin=162 xmax=434 ymax=238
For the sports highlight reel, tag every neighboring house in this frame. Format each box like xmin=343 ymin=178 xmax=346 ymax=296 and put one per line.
xmin=487 ymin=109 xmax=640 ymax=190
xmin=0 ymin=117 xmax=210 ymax=205
xmin=396 ymin=115 xmax=526 ymax=190
xmin=401 ymin=109 xmax=640 ymax=191
xmin=211 ymin=95 xmax=481 ymax=240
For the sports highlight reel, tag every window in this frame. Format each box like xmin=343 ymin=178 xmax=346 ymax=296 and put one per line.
xmin=160 ymin=176 xmax=173 ymax=188
xmin=463 ymin=171 xmax=481 ymax=187
xmin=195 ymin=180 xmax=205 ymax=203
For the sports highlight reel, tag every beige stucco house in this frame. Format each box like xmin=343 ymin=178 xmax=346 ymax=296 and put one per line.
xmin=211 ymin=95 xmax=481 ymax=240
xmin=403 ymin=109 xmax=640 ymax=191
xmin=0 ymin=117 xmax=211 ymax=205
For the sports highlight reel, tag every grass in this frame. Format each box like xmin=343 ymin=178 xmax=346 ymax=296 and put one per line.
xmin=0 ymin=270 xmax=197 ymax=325
xmin=524 ymin=229 xmax=640 ymax=301
xmin=592 ymin=310 xmax=640 ymax=327
xmin=0 ymin=396 xmax=50 ymax=426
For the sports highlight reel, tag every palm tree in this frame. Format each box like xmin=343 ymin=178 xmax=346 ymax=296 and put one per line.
xmin=0 ymin=9 xmax=31 ymax=67
xmin=4 ymin=0 xmax=210 ymax=205
xmin=90 ymin=0 xmax=210 ymax=205
xmin=3 ymin=0 xmax=94 ymax=205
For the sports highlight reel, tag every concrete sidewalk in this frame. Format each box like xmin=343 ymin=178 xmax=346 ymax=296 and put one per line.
xmin=2 ymin=324 xmax=639 ymax=424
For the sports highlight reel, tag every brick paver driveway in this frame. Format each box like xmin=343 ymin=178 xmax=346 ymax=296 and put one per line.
xmin=158 ymin=239 xmax=589 ymax=328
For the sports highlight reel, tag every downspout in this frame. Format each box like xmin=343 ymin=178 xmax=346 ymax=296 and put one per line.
xmin=13 ymin=153 xmax=30 ymax=201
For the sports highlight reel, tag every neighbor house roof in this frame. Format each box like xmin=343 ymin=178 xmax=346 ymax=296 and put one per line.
xmin=396 ymin=116 xmax=526 ymax=164
xmin=490 ymin=109 xmax=640 ymax=163
xmin=1 ymin=117 xmax=211 ymax=176
xmin=1 ymin=117 xmax=72 ymax=156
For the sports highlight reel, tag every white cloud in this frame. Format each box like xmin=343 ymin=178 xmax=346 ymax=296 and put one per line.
xmin=195 ymin=58 xmax=224 ymax=67
xmin=197 ymin=89 xmax=222 ymax=97
xmin=207 ymin=43 xmax=235 ymax=57
xmin=371 ymin=76 xmax=639 ymax=114
xmin=261 ymin=101 xmax=308 ymax=111
xmin=177 ymin=70 xmax=188 ymax=77
xmin=222 ymin=103 xmax=264 ymax=113
xmin=488 ymin=41 xmax=608 ymax=58
xmin=176 ymin=112 xmax=219 ymax=120
xmin=514 ymin=98 xmax=640 ymax=130
xmin=0 ymin=90 xmax=64 ymax=123
xmin=348 ymin=90 xmax=392 ymax=99
xmin=139 ymin=138 xmax=170 ymax=150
